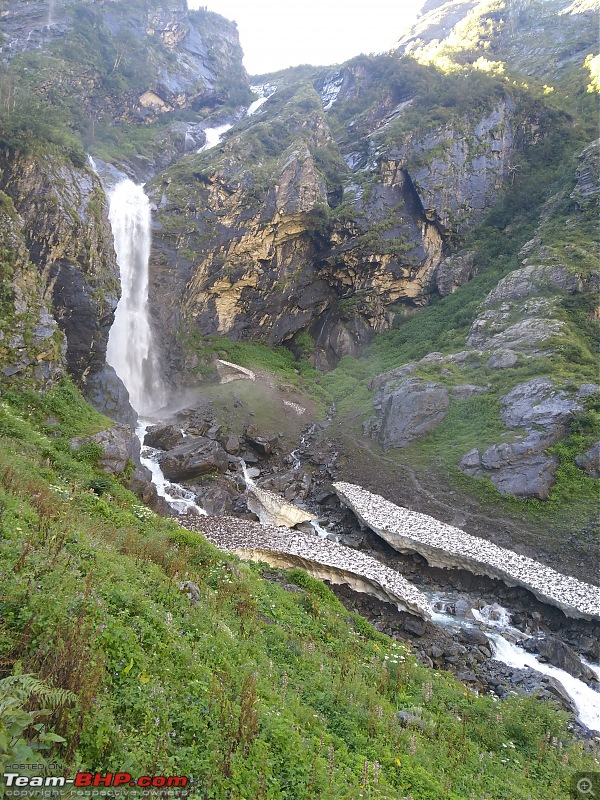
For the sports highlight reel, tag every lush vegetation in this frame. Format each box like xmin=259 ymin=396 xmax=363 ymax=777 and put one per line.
xmin=0 ymin=384 xmax=597 ymax=799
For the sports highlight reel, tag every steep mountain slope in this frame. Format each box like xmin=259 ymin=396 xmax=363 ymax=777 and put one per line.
xmin=0 ymin=0 xmax=599 ymax=793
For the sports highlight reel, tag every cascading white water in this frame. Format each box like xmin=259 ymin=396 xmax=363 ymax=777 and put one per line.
xmin=428 ymin=594 xmax=600 ymax=732
xmin=106 ymin=179 xmax=165 ymax=414
xmin=136 ymin=420 xmax=206 ymax=516
xmin=197 ymin=124 xmax=233 ymax=153
xmin=47 ymin=0 xmax=55 ymax=26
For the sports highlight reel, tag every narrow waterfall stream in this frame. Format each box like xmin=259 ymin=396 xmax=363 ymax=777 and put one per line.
xmin=105 ymin=179 xmax=205 ymax=516
xmin=106 ymin=179 xmax=165 ymax=415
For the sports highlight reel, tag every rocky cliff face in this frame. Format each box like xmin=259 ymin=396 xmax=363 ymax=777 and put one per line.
xmin=148 ymin=52 xmax=544 ymax=375
xmin=1 ymin=0 xmax=249 ymax=124
xmin=396 ymin=0 xmax=599 ymax=80
xmin=0 ymin=149 xmax=119 ymax=396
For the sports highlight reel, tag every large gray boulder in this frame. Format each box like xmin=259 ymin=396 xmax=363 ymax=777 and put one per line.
xmin=71 ymin=424 xmax=140 ymax=475
xmin=145 ymin=424 xmax=185 ymax=451
xmin=378 ymin=378 xmax=449 ymax=450
xmin=500 ymin=378 xmax=583 ymax=434
xmin=459 ymin=378 xmax=585 ymax=498
xmin=460 ymin=434 xmax=559 ymax=499
xmin=158 ymin=437 xmax=229 ymax=481
xmin=575 ymin=440 xmax=600 ymax=478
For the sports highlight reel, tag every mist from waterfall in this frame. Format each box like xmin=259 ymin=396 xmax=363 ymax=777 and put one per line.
xmin=106 ymin=179 xmax=165 ymax=414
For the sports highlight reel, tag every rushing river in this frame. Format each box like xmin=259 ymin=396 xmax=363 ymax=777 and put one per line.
xmin=427 ymin=593 xmax=600 ymax=732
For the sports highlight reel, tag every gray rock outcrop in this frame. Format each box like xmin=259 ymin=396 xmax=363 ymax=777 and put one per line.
xmin=373 ymin=378 xmax=450 ymax=450
xmin=576 ymin=440 xmax=600 ymax=478
xmin=71 ymin=424 xmax=140 ymax=475
xmin=459 ymin=378 xmax=585 ymax=498
xmin=158 ymin=437 xmax=229 ymax=480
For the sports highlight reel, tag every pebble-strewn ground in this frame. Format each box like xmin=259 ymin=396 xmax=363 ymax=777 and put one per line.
xmin=334 ymin=482 xmax=600 ymax=621
xmin=183 ymin=515 xmax=431 ymax=618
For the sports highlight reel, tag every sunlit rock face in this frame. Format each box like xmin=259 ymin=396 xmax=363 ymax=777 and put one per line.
xmin=334 ymin=482 xmax=600 ymax=621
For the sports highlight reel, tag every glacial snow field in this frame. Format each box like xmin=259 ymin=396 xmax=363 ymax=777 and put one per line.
xmin=334 ymin=482 xmax=600 ymax=621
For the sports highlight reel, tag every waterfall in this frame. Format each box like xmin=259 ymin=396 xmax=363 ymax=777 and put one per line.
xmin=106 ymin=179 xmax=165 ymax=414
xmin=47 ymin=0 xmax=55 ymax=26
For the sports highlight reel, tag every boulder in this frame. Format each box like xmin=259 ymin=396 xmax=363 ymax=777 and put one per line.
xmin=500 ymin=378 xmax=583 ymax=434
xmin=460 ymin=433 xmax=559 ymax=499
xmin=71 ymin=424 xmax=139 ymax=475
xmin=158 ymin=437 xmax=229 ymax=480
xmin=377 ymin=378 xmax=449 ymax=450
xmin=575 ymin=440 xmax=600 ymax=478
xmin=245 ymin=427 xmax=279 ymax=456
xmin=194 ymin=483 xmax=240 ymax=515
xmin=145 ymin=424 xmax=185 ymax=451
xmin=223 ymin=434 xmax=241 ymax=454
xmin=486 ymin=349 xmax=518 ymax=369
xmin=523 ymin=635 xmax=596 ymax=682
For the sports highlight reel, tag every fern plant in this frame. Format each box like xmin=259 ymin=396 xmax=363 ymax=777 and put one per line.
xmin=0 ymin=673 xmax=76 ymax=771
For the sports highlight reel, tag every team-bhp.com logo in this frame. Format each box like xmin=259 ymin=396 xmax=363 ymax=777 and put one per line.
xmin=4 ymin=772 xmax=188 ymax=791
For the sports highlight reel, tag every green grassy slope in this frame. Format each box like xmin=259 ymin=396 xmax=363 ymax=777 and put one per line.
xmin=0 ymin=384 xmax=596 ymax=799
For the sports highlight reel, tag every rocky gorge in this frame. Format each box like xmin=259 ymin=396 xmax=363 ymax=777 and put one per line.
xmin=0 ymin=0 xmax=599 ymax=791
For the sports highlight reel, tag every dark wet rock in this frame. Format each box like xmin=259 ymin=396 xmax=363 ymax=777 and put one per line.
xmin=245 ymin=427 xmax=279 ymax=456
xmin=374 ymin=378 xmax=450 ymax=450
xmin=145 ymin=424 xmax=185 ymax=451
xmin=158 ymin=437 xmax=229 ymax=480
xmin=523 ymin=635 xmax=597 ymax=682
xmin=194 ymin=482 xmax=240 ymax=515
xmin=457 ymin=628 xmax=491 ymax=648
xmin=433 ymin=250 xmax=477 ymax=296
xmin=575 ymin=440 xmax=600 ymax=478
xmin=126 ymin=464 xmax=170 ymax=515
xmin=84 ymin=365 xmax=137 ymax=427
